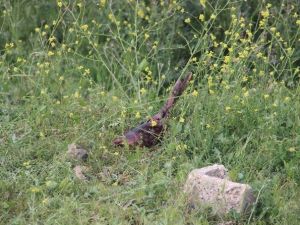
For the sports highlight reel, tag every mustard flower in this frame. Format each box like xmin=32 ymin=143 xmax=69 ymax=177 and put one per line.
xmin=199 ymin=14 xmax=205 ymax=21
xmin=184 ymin=18 xmax=191 ymax=24
xmin=192 ymin=90 xmax=198 ymax=97
xmin=151 ymin=119 xmax=157 ymax=127
xmin=135 ymin=112 xmax=141 ymax=119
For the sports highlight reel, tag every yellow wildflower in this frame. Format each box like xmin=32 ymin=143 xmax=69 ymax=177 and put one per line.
xmin=287 ymin=47 xmax=293 ymax=55
xmin=39 ymin=132 xmax=45 ymax=138
xmin=140 ymin=88 xmax=147 ymax=95
xmin=199 ymin=0 xmax=206 ymax=7
xmin=80 ymin=24 xmax=88 ymax=31
xmin=184 ymin=18 xmax=191 ymax=24
xmin=30 ymin=187 xmax=41 ymax=193
xmin=100 ymin=0 xmax=106 ymax=7
xmin=288 ymin=147 xmax=296 ymax=152
xmin=210 ymin=14 xmax=216 ymax=19
xmin=144 ymin=33 xmax=150 ymax=40
xmin=138 ymin=9 xmax=145 ymax=18
xmin=47 ymin=51 xmax=54 ymax=56
xmin=261 ymin=10 xmax=269 ymax=18
xmin=84 ymin=68 xmax=90 ymax=75
xmin=259 ymin=71 xmax=265 ymax=76
xmin=41 ymin=89 xmax=47 ymax=95
xmin=224 ymin=56 xmax=231 ymax=64
xmin=74 ymin=91 xmax=80 ymax=98
xmin=42 ymin=198 xmax=49 ymax=204
xmin=135 ymin=112 xmax=141 ymax=119
xmin=151 ymin=119 xmax=157 ymax=127
xmin=242 ymin=76 xmax=248 ymax=82
xmin=23 ymin=161 xmax=31 ymax=167
xmin=192 ymin=90 xmax=198 ymax=97
xmin=199 ymin=14 xmax=205 ymax=21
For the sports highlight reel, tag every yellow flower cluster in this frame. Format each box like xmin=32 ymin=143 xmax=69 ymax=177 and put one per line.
xmin=57 ymin=1 xmax=63 ymax=7
xmin=151 ymin=119 xmax=157 ymax=127
xmin=80 ymin=24 xmax=89 ymax=32
xmin=259 ymin=6 xmax=271 ymax=28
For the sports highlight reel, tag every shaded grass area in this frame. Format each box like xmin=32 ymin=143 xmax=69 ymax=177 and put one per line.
xmin=1 ymin=0 xmax=300 ymax=224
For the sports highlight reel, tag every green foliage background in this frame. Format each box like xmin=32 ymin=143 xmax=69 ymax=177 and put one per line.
xmin=0 ymin=0 xmax=300 ymax=224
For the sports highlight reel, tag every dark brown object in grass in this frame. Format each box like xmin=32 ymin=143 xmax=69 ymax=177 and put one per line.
xmin=113 ymin=72 xmax=193 ymax=147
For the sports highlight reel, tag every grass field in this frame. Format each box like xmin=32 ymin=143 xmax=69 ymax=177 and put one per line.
xmin=1 ymin=0 xmax=300 ymax=224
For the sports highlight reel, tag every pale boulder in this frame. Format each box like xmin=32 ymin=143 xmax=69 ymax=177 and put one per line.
xmin=184 ymin=164 xmax=255 ymax=215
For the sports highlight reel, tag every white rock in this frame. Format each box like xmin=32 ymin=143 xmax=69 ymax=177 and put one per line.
xmin=184 ymin=164 xmax=255 ymax=215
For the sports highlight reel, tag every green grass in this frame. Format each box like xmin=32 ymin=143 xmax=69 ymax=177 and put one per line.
xmin=1 ymin=0 xmax=300 ymax=224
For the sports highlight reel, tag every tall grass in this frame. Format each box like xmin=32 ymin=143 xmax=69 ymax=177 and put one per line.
xmin=1 ymin=0 xmax=300 ymax=224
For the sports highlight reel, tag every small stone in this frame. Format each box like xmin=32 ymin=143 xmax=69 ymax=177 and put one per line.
xmin=184 ymin=164 xmax=255 ymax=215
xmin=67 ymin=143 xmax=88 ymax=161
xmin=74 ymin=165 xmax=88 ymax=181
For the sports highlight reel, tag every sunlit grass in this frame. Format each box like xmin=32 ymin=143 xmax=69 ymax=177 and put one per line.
xmin=0 ymin=0 xmax=300 ymax=224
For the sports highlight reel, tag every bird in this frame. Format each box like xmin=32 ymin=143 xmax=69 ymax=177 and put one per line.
xmin=113 ymin=72 xmax=193 ymax=148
